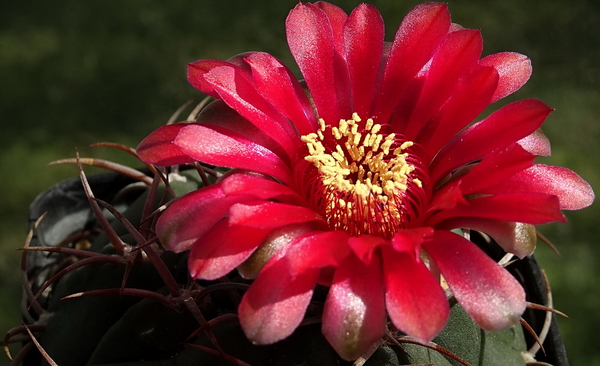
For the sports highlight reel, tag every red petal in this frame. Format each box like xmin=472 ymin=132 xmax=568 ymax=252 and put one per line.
xmin=438 ymin=218 xmax=537 ymax=259
xmin=424 ymin=231 xmax=526 ymax=332
xmin=286 ymin=3 xmax=351 ymax=123
xmin=427 ymin=182 xmax=467 ymax=213
xmin=517 ymin=128 xmax=551 ymax=156
xmin=156 ymin=184 xmax=254 ymax=253
xmin=343 ymin=4 xmax=384 ymax=117
xmin=347 ymin=235 xmax=387 ymax=264
xmin=391 ymin=227 xmax=435 ymax=259
xmin=228 ymin=201 xmax=323 ymax=228
xmin=314 ymin=1 xmax=348 ymax=55
xmin=400 ymin=29 xmax=484 ymax=140
xmin=286 ymin=230 xmax=351 ymax=275
xmin=136 ymin=123 xmax=196 ymax=166
xmin=418 ymin=65 xmax=498 ymax=159
xmin=428 ymin=192 xmax=565 ymax=227
xmin=479 ymin=52 xmax=532 ymax=103
xmin=174 ymin=123 xmax=293 ymax=185
xmin=188 ymin=218 xmax=270 ymax=280
xmin=220 ymin=173 xmax=303 ymax=203
xmin=187 ymin=59 xmax=236 ymax=97
xmin=322 ymin=254 xmax=386 ymax=360
xmin=373 ymin=3 xmax=450 ymax=123
xmin=245 ymin=52 xmax=317 ymax=135
xmin=203 ymin=65 xmax=299 ymax=157
xmin=490 ymin=164 xmax=594 ymax=210
xmin=383 ymin=247 xmax=449 ymax=343
xmin=196 ymin=100 xmax=290 ymax=161
xmin=431 ymin=99 xmax=553 ymax=184
xmin=224 ymin=52 xmax=256 ymax=72
xmin=457 ymin=143 xmax=535 ymax=195
xmin=238 ymin=249 xmax=319 ymax=344
xmin=237 ymin=222 xmax=321 ymax=279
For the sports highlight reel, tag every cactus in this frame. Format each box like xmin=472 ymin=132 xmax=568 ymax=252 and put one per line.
xmin=2 ymin=145 xmax=568 ymax=365
xmin=3 ymin=1 xmax=594 ymax=365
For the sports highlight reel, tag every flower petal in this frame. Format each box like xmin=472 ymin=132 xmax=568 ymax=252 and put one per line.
xmin=457 ymin=142 xmax=535 ymax=195
xmin=479 ymin=52 xmax=532 ymax=103
xmin=174 ymin=123 xmax=293 ymax=185
xmin=343 ymin=4 xmax=384 ymax=116
xmin=136 ymin=123 xmax=196 ymax=166
xmin=322 ymin=254 xmax=386 ymax=360
xmin=314 ymin=1 xmax=348 ymax=54
xmin=196 ymin=100 xmax=290 ymax=161
xmin=187 ymin=59 xmax=238 ymax=98
xmin=245 ymin=52 xmax=317 ymax=135
xmin=383 ymin=246 xmax=449 ymax=343
xmin=428 ymin=192 xmax=565 ymax=226
xmin=391 ymin=227 xmax=435 ymax=258
xmin=188 ymin=218 xmax=271 ymax=280
xmin=424 ymin=231 xmax=526 ymax=332
xmin=237 ymin=222 xmax=321 ymax=279
xmin=418 ymin=65 xmax=498 ymax=159
xmin=286 ymin=2 xmax=351 ymax=123
xmin=202 ymin=65 xmax=299 ymax=157
xmin=238 ymin=248 xmax=319 ymax=344
xmin=220 ymin=172 xmax=303 ymax=203
xmin=517 ymin=128 xmax=551 ymax=156
xmin=156 ymin=184 xmax=254 ymax=253
xmin=286 ymin=230 xmax=351 ymax=275
xmin=431 ymin=99 xmax=553 ymax=184
xmin=347 ymin=235 xmax=387 ymax=264
xmin=438 ymin=218 xmax=537 ymax=259
xmin=427 ymin=180 xmax=468 ymax=213
xmin=489 ymin=164 xmax=595 ymax=210
xmin=373 ymin=2 xmax=450 ymax=123
xmin=400 ymin=29 xmax=484 ymax=140
xmin=228 ymin=201 xmax=323 ymax=228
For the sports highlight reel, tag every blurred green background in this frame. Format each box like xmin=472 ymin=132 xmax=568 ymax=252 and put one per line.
xmin=1 ymin=0 xmax=598 ymax=364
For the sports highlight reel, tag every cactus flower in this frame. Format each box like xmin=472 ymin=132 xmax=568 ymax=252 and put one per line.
xmin=137 ymin=1 xmax=594 ymax=360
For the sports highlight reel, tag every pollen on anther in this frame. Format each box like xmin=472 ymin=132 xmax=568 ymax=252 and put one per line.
xmin=317 ymin=130 xmax=324 ymax=140
xmin=339 ymin=120 xmax=348 ymax=134
xmin=332 ymin=127 xmax=342 ymax=140
xmin=300 ymin=113 xmax=424 ymax=238
xmin=318 ymin=118 xmax=327 ymax=131
xmin=372 ymin=135 xmax=383 ymax=153
xmin=332 ymin=151 xmax=344 ymax=162
xmin=362 ymin=133 xmax=372 ymax=147
xmin=401 ymin=141 xmax=414 ymax=150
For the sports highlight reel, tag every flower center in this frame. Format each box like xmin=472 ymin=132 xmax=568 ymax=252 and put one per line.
xmin=300 ymin=113 xmax=426 ymax=239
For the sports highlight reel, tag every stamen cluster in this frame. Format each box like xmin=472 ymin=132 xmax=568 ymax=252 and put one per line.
xmin=301 ymin=113 xmax=423 ymax=238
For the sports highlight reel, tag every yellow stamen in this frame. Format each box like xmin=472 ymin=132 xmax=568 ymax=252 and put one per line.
xmin=301 ymin=114 xmax=423 ymax=238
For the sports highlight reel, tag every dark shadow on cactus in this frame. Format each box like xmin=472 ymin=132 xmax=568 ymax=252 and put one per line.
xmin=26 ymin=172 xmax=145 ymax=291
xmin=514 ymin=256 xmax=569 ymax=366
xmin=4 ymin=164 xmax=569 ymax=366
xmin=470 ymin=230 xmax=569 ymax=366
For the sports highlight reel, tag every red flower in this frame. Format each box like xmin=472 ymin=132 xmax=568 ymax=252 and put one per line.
xmin=137 ymin=2 xmax=594 ymax=360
